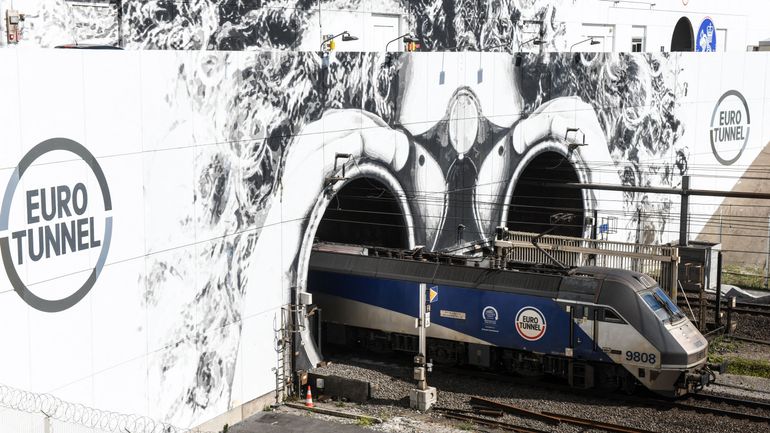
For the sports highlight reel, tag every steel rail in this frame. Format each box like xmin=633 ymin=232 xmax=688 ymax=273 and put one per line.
xmin=669 ymin=401 xmax=770 ymax=424
xmin=678 ymin=297 xmax=770 ymax=318
xmin=681 ymin=295 xmax=770 ymax=310
xmin=437 ymin=409 xmax=550 ymax=433
xmin=469 ymin=396 xmax=560 ymax=425
xmin=689 ymin=393 xmax=770 ymax=411
xmin=470 ymin=397 xmax=658 ymax=433
xmin=541 ymin=411 xmax=659 ymax=433
xmin=726 ymin=335 xmax=770 ymax=346
xmin=439 ymin=406 xmax=504 ymax=417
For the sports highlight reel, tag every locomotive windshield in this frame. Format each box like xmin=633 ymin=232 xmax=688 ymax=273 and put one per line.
xmin=641 ymin=287 xmax=685 ymax=323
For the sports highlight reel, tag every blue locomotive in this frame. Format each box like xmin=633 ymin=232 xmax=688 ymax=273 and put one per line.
xmin=308 ymin=243 xmax=714 ymax=397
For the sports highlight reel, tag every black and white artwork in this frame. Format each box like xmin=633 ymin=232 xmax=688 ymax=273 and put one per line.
xmin=3 ymin=0 xmax=768 ymax=430
xmin=142 ymin=48 xmax=685 ymax=423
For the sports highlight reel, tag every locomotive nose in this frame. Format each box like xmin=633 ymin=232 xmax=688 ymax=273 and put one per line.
xmin=663 ymin=320 xmax=708 ymax=368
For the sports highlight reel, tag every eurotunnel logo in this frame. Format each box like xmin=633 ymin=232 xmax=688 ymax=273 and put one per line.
xmin=0 ymin=138 xmax=112 ymax=312
xmin=710 ymin=90 xmax=751 ymax=166
xmin=482 ymin=306 xmax=499 ymax=333
xmin=515 ymin=307 xmax=546 ymax=341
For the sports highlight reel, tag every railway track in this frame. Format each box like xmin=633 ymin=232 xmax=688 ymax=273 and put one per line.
xmin=679 ymin=295 xmax=770 ymax=318
xmin=664 ymin=393 xmax=770 ymax=423
xmin=434 ymin=407 xmax=551 ymax=433
xmin=328 ymin=354 xmax=770 ymax=429
xmin=440 ymin=365 xmax=770 ymax=426
xmin=460 ymin=397 xmax=658 ymax=433
xmin=689 ymin=392 xmax=770 ymax=411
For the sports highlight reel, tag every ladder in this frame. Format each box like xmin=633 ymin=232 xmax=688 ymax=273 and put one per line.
xmin=273 ymin=307 xmax=292 ymax=403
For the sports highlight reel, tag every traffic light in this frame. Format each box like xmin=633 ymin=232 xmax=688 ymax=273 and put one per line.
xmin=322 ymin=34 xmax=336 ymax=52
xmin=406 ymin=41 xmax=421 ymax=52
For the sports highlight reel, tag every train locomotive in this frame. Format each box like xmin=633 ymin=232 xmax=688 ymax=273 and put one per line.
xmin=307 ymin=242 xmax=714 ymax=397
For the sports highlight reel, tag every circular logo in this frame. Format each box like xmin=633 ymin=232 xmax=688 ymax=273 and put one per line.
xmin=710 ymin=90 xmax=751 ymax=165
xmin=0 ymin=138 xmax=112 ymax=312
xmin=483 ymin=306 xmax=498 ymax=321
xmin=696 ymin=18 xmax=716 ymax=52
xmin=515 ymin=307 xmax=547 ymax=341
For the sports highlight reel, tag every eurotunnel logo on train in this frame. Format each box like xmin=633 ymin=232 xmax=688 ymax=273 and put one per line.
xmin=482 ymin=306 xmax=499 ymax=333
xmin=0 ymin=138 xmax=113 ymax=313
xmin=515 ymin=307 xmax=547 ymax=341
xmin=710 ymin=90 xmax=751 ymax=165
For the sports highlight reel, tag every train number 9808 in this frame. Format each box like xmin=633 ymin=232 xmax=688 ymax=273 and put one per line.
xmin=625 ymin=351 xmax=656 ymax=364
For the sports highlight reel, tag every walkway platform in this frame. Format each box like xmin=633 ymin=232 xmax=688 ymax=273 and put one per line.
xmin=229 ymin=410 xmax=371 ymax=433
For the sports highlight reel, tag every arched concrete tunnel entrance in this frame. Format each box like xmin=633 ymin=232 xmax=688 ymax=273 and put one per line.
xmin=315 ymin=178 xmax=410 ymax=248
xmin=506 ymin=151 xmax=585 ymax=237
xmin=298 ymin=167 xmax=414 ymax=367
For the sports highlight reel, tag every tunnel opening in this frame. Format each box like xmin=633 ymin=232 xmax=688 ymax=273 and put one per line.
xmin=308 ymin=176 xmax=411 ymax=362
xmin=315 ymin=177 xmax=410 ymax=248
xmin=671 ymin=17 xmax=694 ymax=52
xmin=507 ymin=151 xmax=585 ymax=237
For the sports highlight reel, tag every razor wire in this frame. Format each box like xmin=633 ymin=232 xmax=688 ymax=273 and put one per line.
xmin=0 ymin=383 xmax=218 ymax=433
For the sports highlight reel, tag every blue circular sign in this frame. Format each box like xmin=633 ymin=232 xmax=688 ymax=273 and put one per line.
xmin=696 ymin=18 xmax=716 ymax=52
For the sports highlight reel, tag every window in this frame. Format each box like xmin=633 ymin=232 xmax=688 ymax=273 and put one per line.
xmin=716 ymin=28 xmax=728 ymax=52
xmin=580 ymin=24 xmax=615 ymax=52
xmin=369 ymin=14 xmax=401 ymax=51
xmin=654 ymin=287 xmax=683 ymax=317
xmin=603 ymin=309 xmax=625 ymax=324
xmin=641 ymin=288 xmax=685 ymax=322
xmin=631 ymin=26 xmax=646 ymax=52
xmin=642 ymin=292 xmax=669 ymax=321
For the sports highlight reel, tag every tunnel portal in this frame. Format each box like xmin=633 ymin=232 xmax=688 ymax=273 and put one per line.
xmin=507 ymin=151 xmax=585 ymax=237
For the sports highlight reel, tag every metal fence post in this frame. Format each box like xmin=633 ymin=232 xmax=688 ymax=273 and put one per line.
xmin=670 ymin=248 xmax=679 ymax=303
xmin=715 ymin=251 xmax=723 ymax=328
xmin=726 ymin=296 xmax=736 ymax=335
xmin=43 ymin=413 xmax=51 ymax=433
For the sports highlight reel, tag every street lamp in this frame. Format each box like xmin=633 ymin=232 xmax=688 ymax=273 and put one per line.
xmin=520 ymin=37 xmax=543 ymax=49
xmin=385 ymin=33 xmax=418 ymax=52
xmin=320 ymin=31 xmax=359 ymax=51
xmin=570 ymin=37 xmax=600 ymax=52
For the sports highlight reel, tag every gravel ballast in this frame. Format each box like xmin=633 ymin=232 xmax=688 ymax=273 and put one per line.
xmin=308 ymin=358 xmax=770 ymax=433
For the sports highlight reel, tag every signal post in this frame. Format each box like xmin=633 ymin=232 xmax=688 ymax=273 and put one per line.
xmin=410 ymin=282 xmax=437 ymax=411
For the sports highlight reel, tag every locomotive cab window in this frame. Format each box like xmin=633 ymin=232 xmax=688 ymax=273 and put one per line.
xmin=641 ymin=287 xmax=684 ymax=323
xmin=600 ymin=308 xmax=625 ymax=324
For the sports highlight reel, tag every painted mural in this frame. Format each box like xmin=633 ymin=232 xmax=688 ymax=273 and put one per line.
xmin=1 ymin=0 xmax=769 ymax=431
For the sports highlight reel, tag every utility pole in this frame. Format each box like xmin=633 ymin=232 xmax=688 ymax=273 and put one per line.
xmin=410 ymin=283 xmax=436 ymax=411
xmin=679 ymin=175 xmax=690 ymax=246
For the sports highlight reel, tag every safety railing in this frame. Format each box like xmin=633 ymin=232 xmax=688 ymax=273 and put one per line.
xmin=498 ymin=230 xmax=679 ymax=296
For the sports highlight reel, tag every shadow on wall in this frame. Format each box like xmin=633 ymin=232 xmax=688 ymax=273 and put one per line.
xmin=696 ymin=142 xmax=770 ymax=267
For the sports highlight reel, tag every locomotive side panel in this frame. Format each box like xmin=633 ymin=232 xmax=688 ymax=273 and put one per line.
xmin=309 ymin=270 xmax=604 ymax=359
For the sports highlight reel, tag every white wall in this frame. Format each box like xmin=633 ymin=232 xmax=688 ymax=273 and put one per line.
xmin=0 ymin=49 xmax=285 ymax=428
xmin=1 ymin=1 xmax=770 ymax=430
xmin=1 ymin=49 xmax=769 ymax=428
